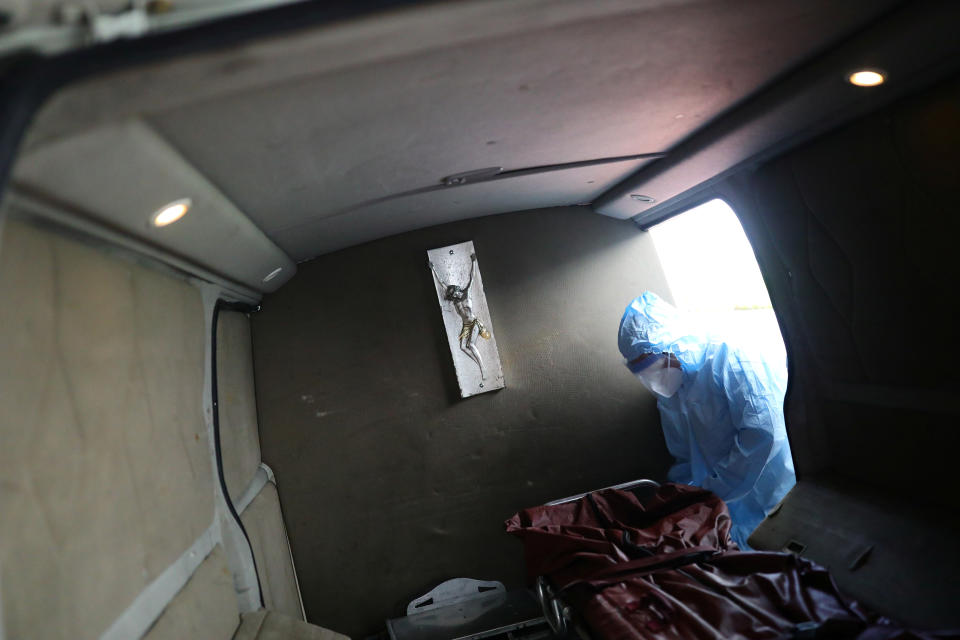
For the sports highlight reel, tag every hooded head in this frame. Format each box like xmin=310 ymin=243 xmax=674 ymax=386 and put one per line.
xmin=618 ymin=292 xmax=708 ymax=396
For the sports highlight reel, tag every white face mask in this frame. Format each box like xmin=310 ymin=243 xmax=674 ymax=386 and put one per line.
xmin=633 ymin=354 xmax=683 ymax=398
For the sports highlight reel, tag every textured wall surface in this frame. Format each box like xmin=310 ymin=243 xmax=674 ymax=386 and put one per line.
xmin=727 ymin=77 xmax=960 ymax=503
xmin=727 ymin=77 xmax=960 ymax=627
xmin=251 ymin=206 xmax=675 ymax=637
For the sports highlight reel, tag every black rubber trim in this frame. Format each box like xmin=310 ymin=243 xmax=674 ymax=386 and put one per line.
xmin=212 ymin=299 xmax=265 ymax=608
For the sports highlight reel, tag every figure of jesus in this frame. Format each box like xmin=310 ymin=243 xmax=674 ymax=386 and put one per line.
xmin=430 ymin=253 xmax=491 ymax=379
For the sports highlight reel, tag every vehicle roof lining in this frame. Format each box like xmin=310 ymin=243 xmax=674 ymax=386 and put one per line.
xmin=10 ymin=118 xmax=295 ymax=291
xmin=9 ymin=0 xmax=896 ymax=265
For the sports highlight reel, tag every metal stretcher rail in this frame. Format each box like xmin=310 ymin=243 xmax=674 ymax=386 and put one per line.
xmin=545 ymin=479 xmax=661 ymax=506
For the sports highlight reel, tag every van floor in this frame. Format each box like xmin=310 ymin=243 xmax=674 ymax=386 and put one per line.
xmin=750 ymin=475 xmax=960 ymax=628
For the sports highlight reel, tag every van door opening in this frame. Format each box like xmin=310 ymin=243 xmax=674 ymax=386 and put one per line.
xmin=636 ymin=197 xmax=794 ymax=548
xmin=648 ymin=198 xmax=785 ymax=362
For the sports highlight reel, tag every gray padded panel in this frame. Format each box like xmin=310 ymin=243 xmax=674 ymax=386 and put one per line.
xmin=731 ymin=78 xmax=960 ymax=508
xmin=721 ymin=76 xmax=960 ymax=626
xmin=217 ymin=311 xmax=263 ymax=502
xmin=0 ymin=220 xmax=213 ymax=639
xmin=234 ymin=609 xmax=349 ymax=640
xmin=251 ymin=206 xmax=674 ymax=636
xmin=11 ymin=120 xmax=295 ymax=292
xmin=240 ymin=482 xmax=303 ymax=621
xmin=143 ymin=545 xmax=241 ymax=640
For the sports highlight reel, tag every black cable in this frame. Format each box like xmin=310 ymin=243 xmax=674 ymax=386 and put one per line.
xmin=211 ymin=299 xmax=265 ymax=609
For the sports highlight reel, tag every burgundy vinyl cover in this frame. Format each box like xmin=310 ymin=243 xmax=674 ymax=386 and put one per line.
xmin=505 ymin=484 xmax=956 ymax=639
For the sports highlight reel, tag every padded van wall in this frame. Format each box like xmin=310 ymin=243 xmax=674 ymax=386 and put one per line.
xmin=218 ymin=310 xmax=305 ymax=621
xmin=0 ymin=219 xmax=238 ymax=638
xmin=725 ymin=77 xmax=960 ymax=505
xmin=0 ymin=214 xmax=315 ymax=638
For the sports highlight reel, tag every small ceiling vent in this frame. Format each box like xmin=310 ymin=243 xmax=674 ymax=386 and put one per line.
xmin=441 ymin=167 xmax=503 ymax=186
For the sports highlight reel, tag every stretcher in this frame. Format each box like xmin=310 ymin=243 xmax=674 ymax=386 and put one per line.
xmin=511 ymin=481 xmax=933 ymax=640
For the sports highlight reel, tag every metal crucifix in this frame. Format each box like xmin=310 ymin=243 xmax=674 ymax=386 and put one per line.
xmin=427 ymin=241 xmax=504 ymax=397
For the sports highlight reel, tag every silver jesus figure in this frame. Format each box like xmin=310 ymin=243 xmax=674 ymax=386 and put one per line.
xmin=430 ymin=253 xmax=491 ymax=379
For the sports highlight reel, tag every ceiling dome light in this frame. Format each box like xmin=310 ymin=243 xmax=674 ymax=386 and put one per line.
xmin=151 ymin=198 xmax=191 ymax=227
xmin=848 ymin=69 xmax=885 ymax=87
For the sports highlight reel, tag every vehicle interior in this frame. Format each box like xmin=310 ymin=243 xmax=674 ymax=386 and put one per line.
xmin=1 ymin=1 xmax=958 ymax=638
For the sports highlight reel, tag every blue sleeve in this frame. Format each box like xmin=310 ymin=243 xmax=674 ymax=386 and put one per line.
xmin=656 ymin=398 xmax=696 ymax=485
xmin=699 ymin=369 xmax=777 ymax=502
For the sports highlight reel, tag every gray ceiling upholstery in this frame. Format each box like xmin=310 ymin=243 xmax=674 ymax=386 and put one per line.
xmin=11 ymin=120 xmax=295 ymax=292
xmin=270 ymin=157 xmax=650 ymax=258
xmin=16 ymin=0 xmax=894 ymax=264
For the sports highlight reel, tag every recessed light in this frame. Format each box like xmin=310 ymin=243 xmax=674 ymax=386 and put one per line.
xmin=262 ymin=267 xmax=283 ymax=283
xmin=151 ymin=198 xmax=191 ymax=227
xmin=630 ymin=194 xmax=656 ymax=203
xmin=848 ymin=69 xmax=885 ymax=87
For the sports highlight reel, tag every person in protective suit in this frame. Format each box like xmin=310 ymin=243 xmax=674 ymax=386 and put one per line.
xmin=618 ymin=291 xmax=796 ymax=547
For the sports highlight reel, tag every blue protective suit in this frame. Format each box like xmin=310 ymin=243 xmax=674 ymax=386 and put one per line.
xmin=618 ymin=292 xmax=796 ymax=548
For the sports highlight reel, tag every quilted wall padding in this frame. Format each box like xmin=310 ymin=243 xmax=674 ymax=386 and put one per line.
xmin=727 ymin=77 xmax=960 ymax=507
xmin=0 ymin=219 xmax=214 ymax=638
xmin=142 ymin=545 xmax=241 ymax=640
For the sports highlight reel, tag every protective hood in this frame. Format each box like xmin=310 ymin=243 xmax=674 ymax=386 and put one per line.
xmin=618 ymin=291 xmax=709 ymax=374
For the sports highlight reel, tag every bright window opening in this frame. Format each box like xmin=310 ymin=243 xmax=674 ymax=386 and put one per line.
xmin=649 ymin=199 xmax=785 ymax=358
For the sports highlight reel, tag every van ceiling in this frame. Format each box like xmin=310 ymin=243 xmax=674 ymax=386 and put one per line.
xmin=13 ymin=0 xmax=895 ymax=263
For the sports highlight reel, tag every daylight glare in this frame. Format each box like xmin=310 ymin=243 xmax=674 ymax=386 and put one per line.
xmin=649 ymin=199 xmax=773 ymax=312
xmin=649 ymin=199 xmax=784 ymax=357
